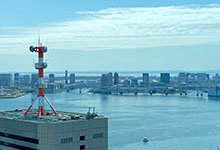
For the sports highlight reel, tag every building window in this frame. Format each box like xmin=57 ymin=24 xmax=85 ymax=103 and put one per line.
xmin=93 ymin=133 xmax=103 ymax=139
xmin=80 ymin=135 xmax=85 ymax=141
xmin=0 ymin=140 xmax=37 ymax=150
xmin=61 ymin=137 xmax=73 ymax=144
xmin=0 ymin=131 xmax=38 ymax=144
xmin=80 ymin=145 xmax=85 ymax=150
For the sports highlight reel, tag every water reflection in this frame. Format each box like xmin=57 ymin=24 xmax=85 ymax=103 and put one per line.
xmin=208 ymin=97 xmax=220 ymax=101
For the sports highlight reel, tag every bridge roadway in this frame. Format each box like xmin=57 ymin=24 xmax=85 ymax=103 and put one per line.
xmin=89 ymin=86 xmax=190 ymax=95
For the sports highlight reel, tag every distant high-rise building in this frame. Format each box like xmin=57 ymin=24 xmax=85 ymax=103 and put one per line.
xmin=65 ymin=70 xmax=68 ymax=84
xmin=0 ymin=74 xmax=12 ymax=87
xmin=196 ymin=73 xmax=208 ymax=82
xmin=114 ymin=72 xmax=119 ymax=85
xmin=142 ymin=73 xmax=149 ymax=85
xmin=206 ymin=74 xmax=210 ymax=80
xmin=100 ymin=72 xmax=113 ymax=87
xmin=131 ymin=79 xmax=138 ymax=87
xmin=160 ymin=73 xmax=170 ymax=84
xmin=14 ymin=73 xmax=20 ymax=85
xmin=123 ymin=79 xmax=131 ymax=87
xmin=31 ymin=73 xmax=39 ymax=88
xmin=70 ymin=73 xmax=75 ymax=84
xmin=213 ymin=73 xmax=220 ymax=81
xmin=20 ymin=75 xmax=31 ymax=85
xmin=178 ymin=72 xmax=189 ymax=83
xmin=189 ymin=73 xmax=196 ymax=81
xmin=49 ymin=74 xmax=55 ymax=83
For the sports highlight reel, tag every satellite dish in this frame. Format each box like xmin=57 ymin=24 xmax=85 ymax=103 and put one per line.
xmin=42 ymin=46 xmax=47 ymax=52
xmin=29 ymin=46 xmax=34 ymax=52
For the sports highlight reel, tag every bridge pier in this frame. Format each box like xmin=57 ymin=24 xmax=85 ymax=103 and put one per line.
xmin=196 ymin=92 xmax=203 ymax=97
xmin=180 ymin=91 xmax=187 ymax=96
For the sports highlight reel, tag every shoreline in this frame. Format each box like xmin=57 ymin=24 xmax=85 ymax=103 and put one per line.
xmin=0 ymin=92 xmax=27 ymax=99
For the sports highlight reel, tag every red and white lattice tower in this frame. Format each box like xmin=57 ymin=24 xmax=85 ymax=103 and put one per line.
xmin=24 ymin=39 xmax=58 ymax=117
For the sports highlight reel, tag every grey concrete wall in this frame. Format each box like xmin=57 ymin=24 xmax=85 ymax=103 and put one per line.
xmin=0 ymin=117 xmax=108 ymax=150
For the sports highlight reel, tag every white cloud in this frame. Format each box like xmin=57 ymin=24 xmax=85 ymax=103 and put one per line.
xmin=0 ymin=5 xmax=220 ymax=54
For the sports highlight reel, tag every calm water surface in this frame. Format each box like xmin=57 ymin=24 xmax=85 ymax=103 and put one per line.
xmin=1 ymin=90 xmax=220 ymax=150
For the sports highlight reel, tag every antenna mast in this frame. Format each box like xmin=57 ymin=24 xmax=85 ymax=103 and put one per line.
xmin=24 ymin=37 xmax=58 ymax=117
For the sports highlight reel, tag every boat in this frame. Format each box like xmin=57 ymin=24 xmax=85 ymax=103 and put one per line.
xmin=143 ymin=137 xmax=149 ymax=143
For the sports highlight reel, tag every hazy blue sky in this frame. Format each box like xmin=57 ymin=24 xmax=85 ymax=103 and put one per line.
xmin=0 ymin=0 xmax=220 ymax=72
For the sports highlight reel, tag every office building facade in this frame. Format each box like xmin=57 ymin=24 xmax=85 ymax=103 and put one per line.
xmin=49 ymin=74 xmax=55 ymax=84
xmin=0 ymin=109 xmax=108 ymax=150
xmin=31 ymin=74 xmax=39 ymax=88
xmin=160 ymin=73 xmax=170 ymax=84
xmin=20 ymin=75 xmax=31 ymax=85
xmin=0 ymin=74 xmax=12 ymax=87
xmin=142 ymin=73 xmax=149 ymax=86
xmin=113 ymin=72 xmax=119 ymax=85
xmin=100 ymin=73 xmax=112 ymax=87
xmin=14 ymin=73 xmax=20 ymax=85
xmin=70 ymin=74 xmax=75 ymax=84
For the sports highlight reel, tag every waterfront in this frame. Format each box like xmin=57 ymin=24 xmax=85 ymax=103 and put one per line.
xmin=1 ymin=90 xmax=220 ymax=150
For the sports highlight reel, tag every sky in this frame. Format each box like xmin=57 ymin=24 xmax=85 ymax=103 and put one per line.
xmin=0 ymin=0 xmax=220 ymax=72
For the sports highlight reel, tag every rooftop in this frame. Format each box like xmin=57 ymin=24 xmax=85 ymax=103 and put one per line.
xmin=0 ymin=108 xmax=105 ymax=123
